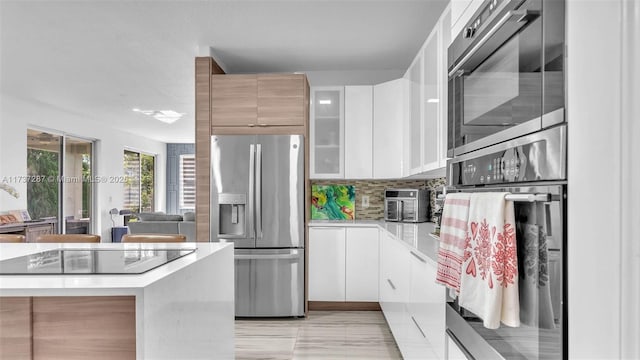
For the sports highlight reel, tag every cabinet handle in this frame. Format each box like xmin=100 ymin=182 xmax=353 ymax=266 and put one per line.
xmin=411 ymin=316 xmax=426 ymax=338
xmin=387 ymin=279 xmax=396 ymax=290
xmin=258 ymin=124 xmax=268 ymax=127
xmin=410 ymin=251 xmax=427 ymax=263
xmin=247 ymin=124 xmax=256 ymax=127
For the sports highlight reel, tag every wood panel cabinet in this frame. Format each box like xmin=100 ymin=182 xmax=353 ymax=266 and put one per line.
xmin=211 ymin=74 xmax=307 ymax=129
xmin=257 ymin=74 xmax=306 ymax=126
xmin=211 ymin=74 xmax=257 ymax=127
xmin=0 ymin=297 xmax=32 ymax=359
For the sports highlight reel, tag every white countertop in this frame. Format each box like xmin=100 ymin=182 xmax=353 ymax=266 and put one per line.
xmin=309 ymin=220 xmax=440 ymax=264
xmin=0 ymin=242 xmax=233 ymax=295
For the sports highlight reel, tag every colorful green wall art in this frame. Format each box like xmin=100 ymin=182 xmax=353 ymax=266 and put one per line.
xmin=311 ymin=185 xmax=355 ymax=220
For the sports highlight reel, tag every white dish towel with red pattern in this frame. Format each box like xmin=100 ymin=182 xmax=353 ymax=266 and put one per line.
xmin=458 ymin=192 xmax=520 ymax=329
xmin=435 ymin=193 xmax=471 ymax=293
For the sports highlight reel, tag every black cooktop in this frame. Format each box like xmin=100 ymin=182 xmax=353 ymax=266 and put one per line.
xmin=0 ymin=248 xmax=196 ymax=275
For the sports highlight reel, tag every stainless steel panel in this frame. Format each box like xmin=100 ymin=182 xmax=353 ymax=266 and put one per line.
xmin=235 ymin=248 xmax=305 ymax=317
xmin=255 ymin=135 xmax=304 ymax=248
xmin=447 ymin=305 xmax=503 ymax=359
xmin=211 ymin=135 xmax=256 ymax=247
xmin=452 ymin=117 xmax=544 ymax=157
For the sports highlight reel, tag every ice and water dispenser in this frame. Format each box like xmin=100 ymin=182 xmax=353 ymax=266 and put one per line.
xmin=217 ymin=193 xmax=246 ymax=237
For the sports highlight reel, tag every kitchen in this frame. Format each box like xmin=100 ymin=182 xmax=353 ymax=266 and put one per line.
xmin=0 ymin=0 xmax=638 ymax=359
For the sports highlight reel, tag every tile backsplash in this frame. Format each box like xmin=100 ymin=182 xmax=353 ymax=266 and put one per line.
xmin=311 ymin=178 xmax=446 ymax=221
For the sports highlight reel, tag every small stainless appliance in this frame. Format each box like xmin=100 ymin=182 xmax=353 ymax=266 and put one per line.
xmin=384 ymin=188 xmax=430 ymax=223
xmin=444 ymin=125 xmax=567 ymax=359
xmin=211 ymin=135 xmax=304 ymax=317
xmin=448 ymin=0 xmax=565 ymax=157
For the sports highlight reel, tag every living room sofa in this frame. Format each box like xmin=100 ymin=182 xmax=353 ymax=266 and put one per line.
xmin=127 ymin=212 xmax=196 ymax=242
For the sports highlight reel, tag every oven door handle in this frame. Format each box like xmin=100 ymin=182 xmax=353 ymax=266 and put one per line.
xmin=448 ymin=9 xmax=540 ymax=78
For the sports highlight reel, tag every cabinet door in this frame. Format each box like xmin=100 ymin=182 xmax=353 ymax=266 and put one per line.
xmin=344 ymin=86 xmax=373 ymax=179
xmin=422 ymin=30 xmax=440 ymax=171
xmin=373 ymin=78 xmax=409 ymax=179
xmin=407 ymin=55 xmax=424 ymax=175
xmin=345 ymin=227 xmax=379 ymax=301
xmin=310 ymin=87 xmax=344 ymax=179
xmin=257 ymin=74 xmax=305 ymax=126
xmin=211 ymin=75 xmax=258 ymax=127
xmin=439 ymin=7 xmax=452 ymax=169
xmin=309 ymin=227 xmax=346 ymax=301
xmin=409 ymin=251 xmax=446 ymax=359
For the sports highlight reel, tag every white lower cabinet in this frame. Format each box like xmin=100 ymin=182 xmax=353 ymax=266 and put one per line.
xmin=309 ymin=227 xmax=346 ymax=301
xmin=380 ymin=230 xmax=446 ymax=359
xmin=309 ymin=227 xmax=379 ymax=302
xmin=345 ymin=227 xmax=379 ymax=301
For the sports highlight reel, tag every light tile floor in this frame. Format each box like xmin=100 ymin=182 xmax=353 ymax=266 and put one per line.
xmin=235 ymin=311 xmax=402 ymax=360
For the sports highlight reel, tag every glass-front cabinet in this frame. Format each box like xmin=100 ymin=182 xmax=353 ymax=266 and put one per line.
xmin=310 ymin=87 xmax=344 ymax=179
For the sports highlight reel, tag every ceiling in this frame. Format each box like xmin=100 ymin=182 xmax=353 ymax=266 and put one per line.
xmin=0 ymin=0 xmax=448 ymax=143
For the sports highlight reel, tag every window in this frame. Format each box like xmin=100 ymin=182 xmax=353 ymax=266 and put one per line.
xmin=179 ymin=154 xmax=196 ymax=210
xmin=123 ymin=150 xmax=155 ymax=213
xmin=26 ymin=129 xmax=94 ymax=234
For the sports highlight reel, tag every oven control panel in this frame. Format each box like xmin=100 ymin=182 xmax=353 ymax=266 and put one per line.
xmin=453 ymin=140 xmax=551 ymax=186
xmin=448 ymin=125 xmax=566 ymax=187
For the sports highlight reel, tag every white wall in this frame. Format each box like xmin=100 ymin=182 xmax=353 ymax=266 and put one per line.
xmin=0 ymin=94 xmax=167 ymax=242
xmin=566 ymin=0 xmax=639 ymax=358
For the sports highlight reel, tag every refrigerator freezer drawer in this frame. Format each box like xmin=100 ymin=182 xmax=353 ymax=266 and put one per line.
xmin=235 ymin=248 xmax=305 ymax=317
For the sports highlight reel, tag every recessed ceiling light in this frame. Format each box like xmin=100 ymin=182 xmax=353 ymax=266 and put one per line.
xmin=427 ymin=98 xmax=440 ymax=103
xmin=133 ymin=108 xmax=184 ymax=124
xmin=319 ymin=99 xmax=332 ymax=105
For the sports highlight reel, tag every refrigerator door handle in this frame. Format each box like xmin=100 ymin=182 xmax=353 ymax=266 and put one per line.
xmin=256 ymin=143 xmax=263 ymax=240
xmin=248 ymin=144 xmax=255 ymax=240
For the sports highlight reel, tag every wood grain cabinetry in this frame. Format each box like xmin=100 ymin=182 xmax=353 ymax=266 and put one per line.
xmin=0 ymin=297 xmax=32 ymax=359
xmin=32 ymin=296 xmax=135 ymax=360
xmin=211 ymin=73 xmax=307 ymax=129
xmin=257 ymin=74 xmax=306 ymax=126
xmin=211 ymin=75 xmax=258 ymax=127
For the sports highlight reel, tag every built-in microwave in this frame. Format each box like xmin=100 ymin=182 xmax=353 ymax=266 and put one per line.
xmin=447 ymin=0 xmax=565 ymax=157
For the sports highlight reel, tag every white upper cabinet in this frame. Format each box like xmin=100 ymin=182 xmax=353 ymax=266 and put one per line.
xmin=406 ymin=53 xmax=424 ymax=175
xmin=310 ymin=87 xmax=345 ymax=179
xmin=373 ymin=78 xmax=410 ymax=179
xmin=344 ymin=86 xmax=373 ymax=179
xmin=402 ymin=4 xmax=451 ymax=176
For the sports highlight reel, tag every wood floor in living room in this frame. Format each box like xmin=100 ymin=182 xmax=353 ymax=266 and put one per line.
xmin=235 ymin=311 xmax=402 ymax=359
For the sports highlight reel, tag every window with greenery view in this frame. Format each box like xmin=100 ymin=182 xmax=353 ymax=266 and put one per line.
xmin=123 ymin=150 xmax=155 ymax=213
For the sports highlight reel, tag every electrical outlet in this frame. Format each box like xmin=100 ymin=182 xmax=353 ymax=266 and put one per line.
xmin=362 ymin=195 xmax=370 ymax=208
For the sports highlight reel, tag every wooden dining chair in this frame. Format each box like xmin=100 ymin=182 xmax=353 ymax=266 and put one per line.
xmin=0 ymin=234 xmax=26 ymax=243
xmin=121 ymin=234 xmax=186 ymax=243
xmin=36 ymin=234 xmax=101 ymax=243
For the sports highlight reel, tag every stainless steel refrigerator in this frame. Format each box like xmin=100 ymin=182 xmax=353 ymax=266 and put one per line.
xmin=210 ymin=134 xmax=305 ymax=317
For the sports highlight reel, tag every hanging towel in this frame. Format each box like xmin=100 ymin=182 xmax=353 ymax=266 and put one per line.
xmin=518 ymin=223 xmax=556 ymax=329
xmin=436 ymin=193 xmax=471 ymax=293
xmin=458 ymin=193 xmax=520 ymax=329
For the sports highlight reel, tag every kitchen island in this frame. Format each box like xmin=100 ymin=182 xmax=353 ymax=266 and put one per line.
xmin=0 ymin=242 xmax=234 ymax=360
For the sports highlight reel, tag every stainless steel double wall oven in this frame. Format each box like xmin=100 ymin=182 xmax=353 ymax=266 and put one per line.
xmin=445 ymin=0 xmax=566 ymax=358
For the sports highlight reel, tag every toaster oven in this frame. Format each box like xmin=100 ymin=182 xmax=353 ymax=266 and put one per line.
xmin=384 ymin=188 xmax=430 ymax=223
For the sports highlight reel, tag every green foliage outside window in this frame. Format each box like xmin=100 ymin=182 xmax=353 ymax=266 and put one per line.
xmin=27 ymin=149 xmax=59 ymax=220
